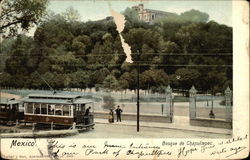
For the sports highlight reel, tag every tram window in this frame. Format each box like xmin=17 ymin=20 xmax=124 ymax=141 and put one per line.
xmin=80 ymin=104 xmax=85 ymax=112
xmin=11 ymin=105 xmax=17 ymax=111
xmin=0 ymin=105 xmax=6 ymax=112
xmin=48 ymin=105 xmax=54 ymax=115
xmin=55 ymin=110 xmax=62 ymax=115
xmin=63 ymin=105 xmax=70 ymax=116
xmin=13 ymin=104 xmax=18 ymax=109
xmin=34 ymin=103 xmax=40 ymax=114
xmin=26 ymin=103 xmax=33 ymax=113
xmin=41 ymin=104 xmax=47 ymax=114
xmin=55 ymin=104 xmax=62 ymax=116
xmin=19 ymin=106 xmax=24 ymax=112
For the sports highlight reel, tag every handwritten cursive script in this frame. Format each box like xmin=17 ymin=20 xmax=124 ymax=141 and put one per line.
xmin=104 ymin=141 xmax=125 ymax=148
xmin=127 ymin=149 xmax=171 ymax=158
xmin=177 ymin=147 xmax=198 ymax=158
xmin=226 ymin=146 xmax=247 ymax=158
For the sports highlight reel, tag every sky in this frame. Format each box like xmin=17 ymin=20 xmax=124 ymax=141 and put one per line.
xmin=47 ymin=0 xmax=232 ymax=26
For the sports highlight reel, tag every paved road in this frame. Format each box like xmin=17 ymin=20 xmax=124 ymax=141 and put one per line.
xmin=69 ymin=123 xmax=231 ymax=139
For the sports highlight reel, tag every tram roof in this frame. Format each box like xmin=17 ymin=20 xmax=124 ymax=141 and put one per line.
xmin=0 ymin=98 xmax=20 ymax=105
xmin=22 ymin=97 xmax=92 ymax=104
xmin=27 ymin=94 xmax=81 ymax=99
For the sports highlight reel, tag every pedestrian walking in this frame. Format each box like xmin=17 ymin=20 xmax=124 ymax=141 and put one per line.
xmin=115 ymin=105 xmax=123 ymax=122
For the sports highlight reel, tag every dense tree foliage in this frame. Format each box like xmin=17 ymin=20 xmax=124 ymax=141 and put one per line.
xmin=0 ymin=0 xmax=48 ymax=37
xmin=0 ymin=7 xmax=232 ymax=95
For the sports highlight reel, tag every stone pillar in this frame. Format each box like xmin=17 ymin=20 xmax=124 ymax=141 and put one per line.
xmin=51 ymin=122 xmax=54 ymax=130
xmin=189 ymin=86 xmax=197 ymax=119
xmin=165 ymin=85 xmax=172 ymax=117
xmin=32 ymin=123 xmax=36 ymax=131
xmin=72 ymin=122 xmax=76 ymax=130
xmin=225 ymin=87 xmax=232 ymax=122
xmin=16 ymin=119 xmax=19 ymax=126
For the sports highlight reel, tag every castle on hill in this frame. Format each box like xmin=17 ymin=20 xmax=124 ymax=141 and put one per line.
xmin=132 ymin=4 xmax=177 ymax=23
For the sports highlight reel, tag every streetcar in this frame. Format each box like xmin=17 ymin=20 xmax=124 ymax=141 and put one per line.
xmin=22 ymin=93 xmax=95 ymax=129
xmin=0 ymin=98 xmax=23 ymax=124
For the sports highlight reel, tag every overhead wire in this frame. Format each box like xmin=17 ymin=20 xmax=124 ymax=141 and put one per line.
xmin=0 ymin=53 xmax=233 ymax=57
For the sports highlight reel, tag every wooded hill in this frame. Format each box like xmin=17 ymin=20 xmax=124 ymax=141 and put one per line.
xmin=0 ymin=7 xmax=232 ymax=95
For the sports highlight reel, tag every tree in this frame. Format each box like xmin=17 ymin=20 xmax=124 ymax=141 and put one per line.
xmin=0 ymin=38 xmax=15 ymax=71
xmin=180 ymin=9 xmax=209 ymax=23
xmin=155 ymin=9 xmax=209 ymax=25
xmin=141 ymin=69 xmax=168 ymax=92
xmin=122 ymin=7 xmax=140 ymax=24
xmin=173 ymin=68 xmax=200 ymax=95
xmin=61 ymin=7 xmax=81 ymax=22
xmin=118 ymin=79 xmax=129 ymax=94
xmin=5 ymin=35 xmax=34 ymax=75
xmin=159 ymin=40 xmax=179 ymax=53
xmin=123 ymin=28 xmax=162 ymax=53
xmin=175 ymin=23 xmax=200 ymax=53
xmin=102 ymin=75 xmax=119 ymax=91
xmin=34 ymin=14 xmax=74 ymax=48
xmin=120 ymin=71 xmax=137 ymax=91
xmin=72 ymin=71 xmax=90 ymax=89
xmin=72 ymin=35 xmax=92 ymax=56
xmin=0 ymin=6 xmax=232 ymax=93
xmin=102 ymin=95 xmax=115 ymax=110
xmin=206 ymin=69 xmax=227 ymax=94
xmin=0 ymin=0 xmax=48 ymax=37
xmin=0 ymin=72 xmax=12 ymax=87
xmin=155 ymin=22 xmax=182 ymax=42
xmin=90 ymin=67 xmax=110 ymax=86
xmin=87 ymin=35 xmax=125 ymax=70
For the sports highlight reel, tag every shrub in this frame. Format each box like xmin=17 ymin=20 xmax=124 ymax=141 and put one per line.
xmin=102 ymin=95 xmax=115 ymax=110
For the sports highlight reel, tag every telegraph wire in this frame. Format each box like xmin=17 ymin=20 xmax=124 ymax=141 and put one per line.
xmin=5 ymin=64 xmax=233 ymax=67
xmin=0 ymin=53 xmax=233 ymax=57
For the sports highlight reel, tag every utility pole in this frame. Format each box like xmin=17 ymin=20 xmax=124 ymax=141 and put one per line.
xmin=0 ymin=85 xmax=1 ymax=105
xmin=136 ymin=50 xmax=140 ymax=132
xmin=0 ymin=73 xmax=2 ymax=105
xmin=209 ymin=96 xmax=215 ymax=118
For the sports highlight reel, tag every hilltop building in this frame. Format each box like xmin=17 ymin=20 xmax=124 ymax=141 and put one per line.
xmin=132 ymin=4 xmax=176 ymax=24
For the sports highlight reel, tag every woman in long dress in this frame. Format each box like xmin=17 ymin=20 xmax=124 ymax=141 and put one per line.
xmin=108 ymin=109 xmax=114 ymax=123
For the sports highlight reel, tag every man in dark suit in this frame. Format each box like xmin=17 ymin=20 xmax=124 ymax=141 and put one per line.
xmin=84 ymin=106 xmax=91 ymax=125
xmin=115 ymin=105 xmax=123 ymax=122
xmin=85 ymin=107 xmax=91 ymax=116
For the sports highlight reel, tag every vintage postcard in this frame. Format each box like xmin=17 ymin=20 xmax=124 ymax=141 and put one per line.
xmin=0 ymin=0 xmax=249 ymax=159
